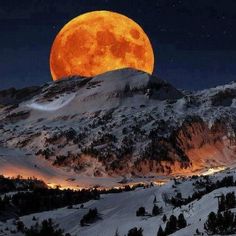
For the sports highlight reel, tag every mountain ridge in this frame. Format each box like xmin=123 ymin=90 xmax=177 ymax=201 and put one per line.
xmin=0 ymin=68 xmax=236 ymax=182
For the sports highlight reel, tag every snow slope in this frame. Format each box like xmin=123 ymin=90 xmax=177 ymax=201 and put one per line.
xmin=2 ymin=168 xmax=236 ymax=236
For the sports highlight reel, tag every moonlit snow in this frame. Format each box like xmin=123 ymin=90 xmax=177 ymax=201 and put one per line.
xmin=26 ymin=93 xmax=76 ymax=111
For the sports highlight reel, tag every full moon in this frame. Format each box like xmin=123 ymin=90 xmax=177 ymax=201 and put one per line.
xmin=50 ymin=11 xmax=154 ymax=81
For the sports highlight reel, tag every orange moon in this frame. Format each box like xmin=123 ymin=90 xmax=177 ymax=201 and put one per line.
xmin=50 ymin=11 xmax=154 ymax=81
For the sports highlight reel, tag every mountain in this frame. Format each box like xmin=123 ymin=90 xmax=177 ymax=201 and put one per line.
xmin=0 ymin=68 xmax=236 ymax=185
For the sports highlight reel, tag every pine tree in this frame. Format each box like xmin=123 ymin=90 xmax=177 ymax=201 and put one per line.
xmin=165 ymin=215 xmax=177 ymax=235
xmin=16 ymin=221 xmax=25 ymax=233
xmin=127 ymin=227 xmax=143 ymax=236
xmin=40 ymin=219 xmax=63 ymax=236
xmin=226 ymin=192 xmax=236 ymax=209
xmin=152 ymin=205 xmax=161 ymax=216
xmin=204 ymin=210 xmax=236 ymax=235
xmin=153 ymin=196 xmax=157 ymax=204
xmin=164 ymin=221 xmax=172 ymax=235
xmin=114 ymin=228 xmax=120 ymax=236
xmin=162 ymin=214 xmax=167 ymax=222
xmin=204 ymin=212 xmax=217 ymax=235
xmin=218 ymin=194 xmax=225 ymax=212
xmin=24 ymin=219 xmax=64 ymax=236
xmin=222 ymin=210 xmax=235 ymax=234
xmin=216 ymin=211 xmax=224 ymax=233
xmin=177 ymin=213 xmax=187 ymax=229
xmin=157 ymin=226 xmax=165 ymax=236
xmin=136 ymin=207 xmax=145 ymax=216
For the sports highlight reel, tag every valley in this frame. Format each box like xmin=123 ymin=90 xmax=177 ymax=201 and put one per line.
xmin=1 ymin=166 xmax=236 ymax=236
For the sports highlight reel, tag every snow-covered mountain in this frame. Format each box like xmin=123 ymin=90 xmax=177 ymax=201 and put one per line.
xmin=1 ymin=68 xmax=236 ymax=186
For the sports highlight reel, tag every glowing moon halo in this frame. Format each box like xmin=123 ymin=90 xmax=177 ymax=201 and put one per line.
xmin=50 ymin=11 xmax=154 ymax=81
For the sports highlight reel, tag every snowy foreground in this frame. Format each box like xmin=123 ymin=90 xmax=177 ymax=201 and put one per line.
xmin=1 ymin=168 xmax=236 ymax=236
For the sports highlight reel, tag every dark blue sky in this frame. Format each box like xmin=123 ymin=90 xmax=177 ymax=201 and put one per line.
xmin=0 ymin=0 xmax=236 ymax=90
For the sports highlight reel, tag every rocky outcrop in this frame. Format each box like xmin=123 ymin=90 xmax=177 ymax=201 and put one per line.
xmin=211 ymin=88 xmax=236 ymax=106
xmin=172 ymin=116 xmax=236 ymax=172
xmin=0 ymin=86 xmax=41 ymax=106
xmin=147 ymin=77 xmax=184 ymax=100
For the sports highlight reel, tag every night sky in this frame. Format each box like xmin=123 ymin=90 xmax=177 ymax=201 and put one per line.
xmin=0 ymin=0 xmax=236 ymax=90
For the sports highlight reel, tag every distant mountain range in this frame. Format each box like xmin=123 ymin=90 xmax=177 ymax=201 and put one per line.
xmin=1 ymin=68 xmax=236 ymax=179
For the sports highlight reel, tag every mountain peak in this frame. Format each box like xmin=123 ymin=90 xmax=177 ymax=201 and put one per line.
xmin=4 ymin=68 xmax=181 ymax=113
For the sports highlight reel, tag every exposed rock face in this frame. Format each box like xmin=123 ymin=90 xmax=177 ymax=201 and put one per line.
xmin=0 ymin=86 xmax=41 ymax=106
xmin=3 ymin=110 xmax=31 ymax=124
xmin=211 ymin=88 xmax=236 ymax=106
xmin=35 ymin=77 xmax=89 ymax=103
xmin=147 ymin=78 xmax=183 ymax=100
xmin=0 ymin=68 xmax=236 ymax=177
xmin=174 ymin=117 xmax=227 ymax=151
xmin=171 ymin=116 xmax=236 ymax=173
